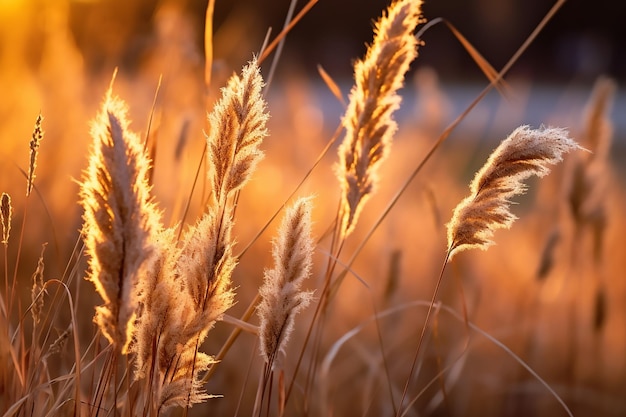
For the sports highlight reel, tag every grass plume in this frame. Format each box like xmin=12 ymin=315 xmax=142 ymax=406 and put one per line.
xmin=132 ymin=57 xmax=270 ymax=412
xmin=447 ymin=125 xmax=582 ymax=261
xmin=207 ymin=58 xmax=268 ymax=206
xmin=258 ymin=196 xmax=315 ymax=369
xmin=336 ymin=0 xmax=423 ymax=238
xmin=30 ymin=243 xmax=47 ymax=324
xmin=27 ymin=113 xmax=43 ymax=197
xmin=1 ymin=193 xmax=11 ymax=246
xmin=79 ymin=88 xmax=162 ymax=352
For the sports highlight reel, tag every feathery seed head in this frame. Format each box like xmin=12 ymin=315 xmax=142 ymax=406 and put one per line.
xmin=207 ymin=58 xmax=268 ymax=204
xmin=27 ymin=113 xmax=44 ymax=197
xmin=258 ymin=197 xmax=315 ymax=368
xmin=336 ymin=0 xmax=423 ymax=238
xmin=31 ymin=243 xmax=47 ymax=324
xmin=1 ymin=193 xmax=11 ymax=245
xmin=177 ymin=211 xmax=236 ymax=316
xmin=446 ymin=126 xmax=582 ymax=261
xmin=80 ymin=88 xmax=162 ymax=351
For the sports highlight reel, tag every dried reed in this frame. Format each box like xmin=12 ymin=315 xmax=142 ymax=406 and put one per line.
xmin=336 ymin=0 xmax=423 ymax=238
xmin=1 ymin=192 xmax=10 ymax=317
xmin=30 ymin=243 xmax=47 ymax=324
xmin=207 ymin=58 xmax=268 ymax=205
xmin=80 ymin=89 xmax=162 ymax=352
xmin=27 ymin=113 xmax=43 ymax=197
xmin=258 ymin=197 xmax=314 ymax=369
xmin=1 ymin=193 xmax=10 ymax=245
xmin=447 ymin=126 xmax=582 ymax=261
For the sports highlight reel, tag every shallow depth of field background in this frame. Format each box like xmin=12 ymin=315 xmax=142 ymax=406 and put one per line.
xmin=0 ymin=0 xmax=624 ymax=416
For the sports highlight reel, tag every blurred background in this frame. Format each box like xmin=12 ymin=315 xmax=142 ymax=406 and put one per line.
xmin=2 ymin=0 xmax=621 ymax=148
xmin=60 ymin=0 xmax=626 ymax=83
xmin=1 ymin=0 xmax=619 ymax=83
xmin=217 ymin=0 xmax=625 ymax=84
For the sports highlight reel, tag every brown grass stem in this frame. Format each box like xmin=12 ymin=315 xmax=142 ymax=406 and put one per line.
xmin=177 ymin=143 xmax=207 ymax=242
xmin=8 ymin=111 xmax=45 ymax=323
xmin=9 ymin=198 xmax=29 ymax=320
xmin=204 ymin=0 xmax=215 ymax=91
xmin=43 ymin=280 xmax=81 ymax=417
xmin=370 ymin=295 xmax=398 ymax=415
xmin=1 ymin=244 xmax=7 ymax=319
xmin=396 ymin=249 xmax=450 ymax=417
xmin=264 ymin=0 xmax=298 ymax=93
xmin=222 ymin=314 xmax=259 ymax=335
xmin=258 ymin=0 xmax=319 ymax=64
xmin=317 ymin=65 xmax=346 ymax=107
xmin=144 ymin=74 xmax=162 ymax=154
xmin=1 ymin=192 xmax=10 ymax=318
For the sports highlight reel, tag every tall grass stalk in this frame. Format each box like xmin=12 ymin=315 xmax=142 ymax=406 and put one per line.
xmin=291 ymin=0 xmax=425 ymax=409
xmin=397 ymin=126 xmax=582 ymax=416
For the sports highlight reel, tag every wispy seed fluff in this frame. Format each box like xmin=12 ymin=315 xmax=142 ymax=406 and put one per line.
xmin=336 ymin=0 xmax=423 ymax=238
xmin=152 ymin=213 xmax=236 ymax=410
xmin=207 ymin=58 xmax=268 ymax=205
xmin=258 ymin=197 xmax=315 ymax=368
xmin=80 ymin=89 xmax=162 ymax=352
xmin=447 ymin=126 xmax=582 ymax=261
xmin=133 ymin=58 xmax=270 ymax=410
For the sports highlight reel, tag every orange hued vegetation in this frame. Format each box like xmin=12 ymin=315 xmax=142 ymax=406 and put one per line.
xmin=0 ymin=1 xmax=624 ymax=416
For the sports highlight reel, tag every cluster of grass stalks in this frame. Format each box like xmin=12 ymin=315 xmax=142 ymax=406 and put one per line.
xmin=0 ymin=0 xmax=624 ymax=416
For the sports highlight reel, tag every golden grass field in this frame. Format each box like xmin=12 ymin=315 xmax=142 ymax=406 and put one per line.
xmin=0 ymin=0 xmax=624 ymax=416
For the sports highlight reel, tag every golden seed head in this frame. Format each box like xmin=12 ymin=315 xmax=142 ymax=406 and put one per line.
xmin=1 ymin=193 xmax=11 ymax=245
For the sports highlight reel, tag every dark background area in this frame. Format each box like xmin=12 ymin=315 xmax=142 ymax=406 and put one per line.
xmin=219 ymin=0 xmax=625 ymax=84
xmin=69 ymin=0 xmax=625 ymax=85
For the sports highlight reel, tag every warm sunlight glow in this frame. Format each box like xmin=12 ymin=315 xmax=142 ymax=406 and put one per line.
xmin=0 ymin=0 xmax=622 ymax=416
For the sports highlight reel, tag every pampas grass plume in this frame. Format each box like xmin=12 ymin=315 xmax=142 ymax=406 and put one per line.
xmin=336 ymin=0 xmax=423 ymax=238
xmin=27 ymin=113 xmax=43 ymax=197
xmin=80 ymin=89 xmax=162 ymax=352
xmin=258 ymin=197 xmax=315 ymax=368
xmin=30 ymin=243 xmax=47 ymax=324
xmin=447 ymin=125 xmax=582 ymax=261
xmin=1 ymin=193 xmax=11 ymax=245
xmin=207 ymin=58 xmax=268 ymax=205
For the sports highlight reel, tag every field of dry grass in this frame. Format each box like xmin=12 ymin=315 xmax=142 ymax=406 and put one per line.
xmin=0 ymin=0 xmax=624 ymax=416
